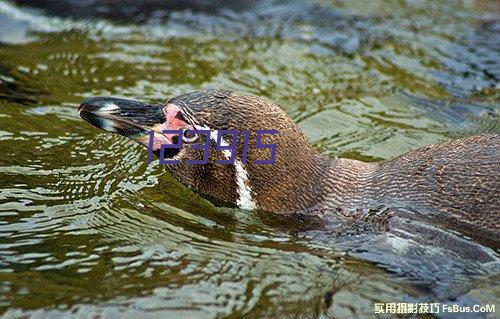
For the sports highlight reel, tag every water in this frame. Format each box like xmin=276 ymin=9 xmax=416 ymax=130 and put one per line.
xmin=0 ymin=0 xmax=499 ymax=318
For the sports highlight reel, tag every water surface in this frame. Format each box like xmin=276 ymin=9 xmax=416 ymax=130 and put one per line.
xmin=0 ymin=0 xmax=499 ymax=318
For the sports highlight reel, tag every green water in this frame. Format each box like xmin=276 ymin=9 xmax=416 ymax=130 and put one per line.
xmin=0 ymin=0 xmax=498 ymax=318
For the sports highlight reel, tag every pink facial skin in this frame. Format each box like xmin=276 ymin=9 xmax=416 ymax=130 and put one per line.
xmin=137 ymin=103 xmax=193 ymax=150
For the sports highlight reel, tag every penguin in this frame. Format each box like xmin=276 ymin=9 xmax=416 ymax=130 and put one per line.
xmin=79 ymin=89 xmax=499 ymax=247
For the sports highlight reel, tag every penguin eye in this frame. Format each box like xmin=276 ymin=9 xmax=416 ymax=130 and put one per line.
xmin=182 ymin=129 xmax=198 ymax=143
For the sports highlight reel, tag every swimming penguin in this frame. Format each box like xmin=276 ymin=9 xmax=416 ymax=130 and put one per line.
xmin=79 ymin=89 xmax=499 ymax=246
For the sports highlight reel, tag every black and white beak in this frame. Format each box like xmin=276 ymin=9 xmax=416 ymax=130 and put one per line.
xmin=78 ymin=96 xmax=166 ymax=138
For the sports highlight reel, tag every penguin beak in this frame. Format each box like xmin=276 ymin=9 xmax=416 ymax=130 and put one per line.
xmin=78 ymin=96 xmax=168 ymax=146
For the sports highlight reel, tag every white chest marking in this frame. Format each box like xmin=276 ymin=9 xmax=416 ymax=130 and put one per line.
xmin=233 ymin=159 xmax=257 ymax=210
xmin=196 ymin=125 xmax=257 ymax=210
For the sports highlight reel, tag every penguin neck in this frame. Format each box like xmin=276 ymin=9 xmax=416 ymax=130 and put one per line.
xmin=244 ymin=146 xmax=333 ymax=213
xmin=245 ymin=150 xmax=376 ymax=214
